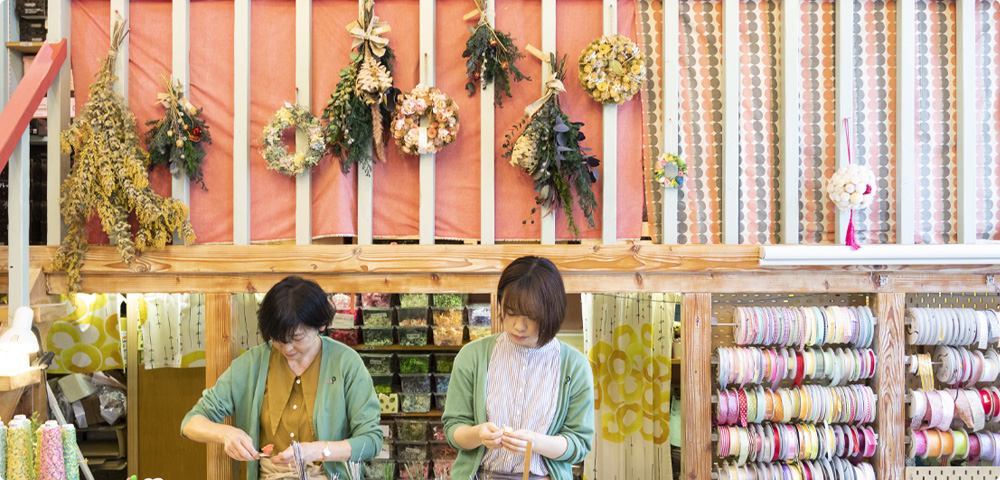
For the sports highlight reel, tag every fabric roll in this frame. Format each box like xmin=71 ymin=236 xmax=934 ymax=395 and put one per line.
xmin=38 ymin=421 xmax=67 ymax=480
xmin=62 ymin=425 xmax=79 ymax=480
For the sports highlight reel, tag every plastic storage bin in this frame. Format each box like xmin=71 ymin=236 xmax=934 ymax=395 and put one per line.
xmin=363 ymin=308 xmax=393 ymax=327
xmin=400 ymin=374 xmax=432 ymax=393
xmin=361 ymin=353 xmax=395 ymax=376
xmin=433 ymin=353 xmax=456 ymax=373
xmin=395 ymin=418 xmax=428 ymax=442
xmin=398 ymin=353 xmax=431 ymax=374
xmin=434 ymin=393 xmax=448 ymax=411
xmin=469 ymin=326 xmax=492 ymax=341
xmin=400 ymin=393 xmax=432 ymax=413
xmin=432 ymin=307 xmax=464 ymax=327
xmin=395 ymin=442 xmax=428 ymax=461
xmin=396 ymin=307 xmax=429 ymax=327
xmin=364 ymin=459 xmax=394 ymax=479
xmin=398 ymin=326 xmax=429 ymax=347
xmin=329 ymin=327 xmax=359 ymax=346
xmin=371 ymin=375 xmax=394 ymax=395
xmin=432 ymin=294 xmax=467 ymax=307
xmin=432 ymin=459 xmax=455 ymax=478
xmin=429 ymin=421 xmax=447 ymax=441
xmin=430 ymin=441 xmax=458 ymax=460
xmin=380 ymin=419 xmax=395 ymax=441
xmin=468 ymin=303 xmax=491 ymax=327
xmin=362 ymin=293 xmax=392 ymax=308
xmin=399 ymin=294 xmax=429 ymax=308
xmin=433 ymin=326 xmax=464 ymax=346
xmin=363 ymin=327 xmax=394 ymax=346
xmin=433 ymin=374 xmax=450 ymax=393
xmin=399 ymin=460 xmax=430 ymax=480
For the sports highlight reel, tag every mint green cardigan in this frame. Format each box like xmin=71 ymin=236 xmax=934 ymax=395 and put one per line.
xmin=442 ymin=334 xmax=595 ymax=480
xmin=181 ymin=337 xmax=383 ymax=480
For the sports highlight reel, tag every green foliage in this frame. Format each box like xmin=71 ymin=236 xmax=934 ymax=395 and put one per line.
xmin=502 ymin=54 xmax=600 ymax=237
xmin=144 ymin=77 xmax=211 ymax=188
xmin=56 ymin=19 xmax=196 ymax=293
xmin=462 ymin=23 xmax=529 ymax=107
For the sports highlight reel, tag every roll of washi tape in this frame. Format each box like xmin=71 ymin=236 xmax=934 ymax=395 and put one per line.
xmin=62 ymin=424 xmax=79 ymax=480
xmin=39 ymin=421 xmax=67 ymax=480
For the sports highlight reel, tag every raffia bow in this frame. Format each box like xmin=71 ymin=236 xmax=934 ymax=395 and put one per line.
xmin=347 ymin=15 xmax=390 ymax=58
xmin=523 ymin=77 xmax=566 ymax=118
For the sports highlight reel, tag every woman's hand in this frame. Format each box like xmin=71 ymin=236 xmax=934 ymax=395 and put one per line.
xmin=500 ymin=429 xmax=537 ymax=454
xmin=477 ymin=422 xmax=504 ymax=450
xmin=220 ymin=426 xmax=259 ymax=462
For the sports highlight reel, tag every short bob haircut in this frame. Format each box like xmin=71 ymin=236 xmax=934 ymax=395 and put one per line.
xmin=258 ymin=276 xmax=333 ymax=344
xmin=496 ymin=256 xmax=566 ymax=346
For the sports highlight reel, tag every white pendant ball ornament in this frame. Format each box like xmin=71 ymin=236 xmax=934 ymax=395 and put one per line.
xmin=826 ymin=164 xmax=876 ymax=211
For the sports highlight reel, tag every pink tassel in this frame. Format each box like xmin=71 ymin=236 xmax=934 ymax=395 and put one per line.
xmin=846 ymin=210 xmax=861 ymax=251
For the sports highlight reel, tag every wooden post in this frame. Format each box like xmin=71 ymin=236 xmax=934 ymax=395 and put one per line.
xmin=295 ymin=0 xmax=313 ymax=245
xmin=233 ymin=0 xmax=251 ymax=245
xmin=874 ymin=292 xmax=905 ymax=480
xmin=206 ymin=294 xmax=236 ymax=480
xmin=720 ymin=0 xmax=738 ymax=244
xmin=681 ymin=293 xmax=711 ymax=480
xmin=126 ymin=295 xmax=140 ymax=477
xmin=171 ymin=0 xmax=192 ymax=222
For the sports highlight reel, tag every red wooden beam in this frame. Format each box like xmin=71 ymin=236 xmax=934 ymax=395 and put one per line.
xmin=0 ymin=40 xmax=67 ymax=172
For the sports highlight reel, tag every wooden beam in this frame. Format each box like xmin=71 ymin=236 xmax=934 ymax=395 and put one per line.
xmin=834 ymin=0 xmax=853 ymax=244
xmin=0 ymin=366 xmax=44 ymax=391
xmin=479 ymin=0 xmax=496 ymax=245
xmin=233 ymin=0 xmax=251 ymax=245
xmin=721 ymin=0 xmax=739 ymax=244
xmin=601 ymin=0 xmax=618 ymax=245
xmin=296 ymin=0 xmax=313 ymax=245
xmin=48 ymin=0 xmax=72 ymax=245
xmin=956 ymin=0 xmax=976 ymax=244
xmin=661 ymin=0 xmax=680 ymax=245
xmin=171 ymin=0 xmax=192 ymax=215
xmin=0 ymin=40 xmax=67 ymax=171
xmin=126 ymin=294 xmax=140 ymax=478
xmin=205 ymin=293 xmax=235 ymax=480
xmin=780 ymin=0 xmax=800 ymax=244
xmin=874 ymin=292 xmax=905 ymax=480
xmin=419 ymin=0 xmax=436 ymax=245
xmin=540 ymin=0 xmax=556 ymax=244
xmin=896 ymin=0 xmax=915 ymax=244
xmin=681 ymin=293 xmax=711 ymax=480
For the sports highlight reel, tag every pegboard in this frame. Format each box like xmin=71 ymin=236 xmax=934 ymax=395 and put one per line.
xmin=711 ymin=293 xmax=872 ymax=348
xmin=906 ymin=293 xmax=1000 ymax=310
xmin=905 ymin=466 xmax=1000 ymax=479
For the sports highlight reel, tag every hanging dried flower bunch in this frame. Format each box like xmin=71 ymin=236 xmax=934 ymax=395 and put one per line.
xmin=461 ymin=0 xmax=529 ymax=107
xmin=503 ymin=53 xmax=600 ymax=237
xmin=56 ymin=18 xmax=196 ymax=292
xmin=145 ymin=75 xmax=211 ymax=188
xmin=323 ymin=0 xmax=400 ymax=175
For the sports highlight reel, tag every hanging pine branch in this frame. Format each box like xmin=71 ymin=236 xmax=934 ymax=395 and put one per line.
xmin=56 ymin=17 xmax=196 ymax=292
xmin=461 ymin=0 xmax=529 ymax=107
xmin=145 ymin=75 xmax=212 ymax=188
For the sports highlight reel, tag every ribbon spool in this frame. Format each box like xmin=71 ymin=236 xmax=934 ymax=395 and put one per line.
xmin=733 ymin=305 xmax=877 ymax=349
xmin=6 ymin=416 xmax=32 ymax=480
xmin=38 ymin=421 xmax=67 ymax=480
xmin=715 ymin=385 xmax=877 ymax=426
xmin=0 ymin=421 xmax=7 ymax=480
xmin=906 ymin=308 xmax=1000 ymax=347
xmin=62 ymin=425 xmax=79 ymax=480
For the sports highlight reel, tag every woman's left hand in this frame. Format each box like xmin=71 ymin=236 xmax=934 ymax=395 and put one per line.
xmin=271 ymin=443 xmax=321 ymax=467
xmin=500 ymin=429 xmax=538 ymax=454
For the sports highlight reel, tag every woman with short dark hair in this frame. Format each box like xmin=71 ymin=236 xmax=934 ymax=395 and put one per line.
xmin=443 ymin=256 xmax=595 ymax=480
xmin=182 ymin=276 xmax=382 ymax=480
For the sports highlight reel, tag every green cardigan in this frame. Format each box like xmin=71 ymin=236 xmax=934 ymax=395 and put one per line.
xmin=181 ymin=337 xmax=383 ymax=480
xmin=442 ymin=334 xmax=595 ymax=480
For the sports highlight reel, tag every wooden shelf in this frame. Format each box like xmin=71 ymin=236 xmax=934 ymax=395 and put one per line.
xmin=5 ymin=42 xmax=43 ymax=54
xmin=0 ymin=366 xmax=44 ymax=391
xmin=382 ymin=410 xmax=443 ymax=417
xmin=353 ymin=344 xmax=464 ymax=352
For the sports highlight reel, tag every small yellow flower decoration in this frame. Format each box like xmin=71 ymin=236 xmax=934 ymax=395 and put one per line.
xmin=578 ymin=34 xmax=645 ymax=105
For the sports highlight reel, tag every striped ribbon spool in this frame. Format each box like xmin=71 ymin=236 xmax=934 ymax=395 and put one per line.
xmin=39 ymin=421 xmax=67 ymax=480
xmin=62 ymin=424 xmax=80 ymax=480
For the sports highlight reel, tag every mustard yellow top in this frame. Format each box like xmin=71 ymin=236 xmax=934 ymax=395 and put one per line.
xmin=259 ymin=347 xmax=320 ymax=453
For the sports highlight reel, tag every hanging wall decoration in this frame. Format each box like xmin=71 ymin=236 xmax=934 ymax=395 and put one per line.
xmin=56 ymin=18 xmax=196 ymax=293
xmin=145 ymin=75 xmax=211 ymax=188
xmin=260 ymin=103 xmax=326 ymax=176
xmin=653 ymin=153 xmax=687 ymax=189
xmin=825 ymin=118 xmax=876 ymax=250
xmin=323 ymin=0 xmax=400 ymax=175
xmin=391 ymin=85 xmax=460 ymax=155
xmin=461 ymin=0 xmax=529 ymax=107
xmin=578 ymin=34 xmax=645 ymax=105
xmin=504 ymin=50 xmax=601 ymax=237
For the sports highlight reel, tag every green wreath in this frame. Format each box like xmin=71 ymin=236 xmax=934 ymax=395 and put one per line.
xmin=261 ymin=103 xmax=326 ymax=176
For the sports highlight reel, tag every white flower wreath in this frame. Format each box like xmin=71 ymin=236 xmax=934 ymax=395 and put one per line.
xmin=261 ymin=103 xmax=326 ymax=176
xmin=391 ymin=84 xmax=460 ymax=155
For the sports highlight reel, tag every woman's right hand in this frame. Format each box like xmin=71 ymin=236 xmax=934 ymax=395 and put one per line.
xmin=477 ymin=422 xmax=504 ymax=450
xmin=220 ymin=426 xmax=259 ymax=462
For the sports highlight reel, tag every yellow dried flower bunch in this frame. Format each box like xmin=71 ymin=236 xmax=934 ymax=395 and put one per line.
xmin=578 ymin=34 xmax=645 ymax=105
xmin=56 ymin=18 xmax=195 ymax=292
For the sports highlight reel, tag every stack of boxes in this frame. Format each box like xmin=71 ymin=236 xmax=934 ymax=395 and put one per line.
xmin=15 ymin=0 xmax=47 ymax=42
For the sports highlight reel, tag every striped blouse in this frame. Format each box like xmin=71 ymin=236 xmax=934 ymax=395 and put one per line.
xmin=482 ymin=332 xmax=562 ymax=476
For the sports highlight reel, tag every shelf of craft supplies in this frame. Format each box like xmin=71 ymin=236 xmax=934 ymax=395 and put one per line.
xmin=382 ymin=410 xmax=443 ymax=417
xmin=0 ymin=365 xmax=45 ymax=391
xmin=353 ymin=344 xmax=464 ymax=352
xmin=5 ymin=41 xmax=44 ymax=54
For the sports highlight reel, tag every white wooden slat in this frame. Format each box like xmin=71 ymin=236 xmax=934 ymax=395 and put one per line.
xmin=295 ymin=0 xmax=312 ymax=245
xmin=540 ymin=0 xmax=556 ymax=245
xmin=480 ymin=1 xmax=496 ymax=245
xmin=780 ymin=0 xmax=800 ymax=244
xmin=661 ymin=0 xmax=679 ymax=244
xmin=111 ymin=0 xmax=129 ymax=100
xmin=47 ymin=0 xmax=72 ymax=245
xmin=9 ymin=134 xmax=30 ymax=310
xmin=601 ymin=0 xmax=617 ymax=245
xmin=956 ymin=0 xmax=976 ymax=244
xmin=896 ymin=0 xmax=915 ymax=244
xmin=358 ymin=163 xmax=374 ymax=245
xmin=419 ymin=0 xmax=436 ymax=245
xmin=721 ymin=0 xmax=739 ymax=244
xmin=233 ymin=0 xmax=251 ymax=245
xmin=171 ymin=0 xmax=191 ymax=240
xmin=834 ymin=0 xmax=853 ymax=244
